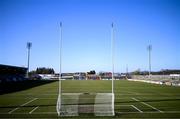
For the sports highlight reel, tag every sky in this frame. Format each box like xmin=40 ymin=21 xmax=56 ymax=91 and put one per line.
xmin=0 ymin=0 xmax=180 ymax=73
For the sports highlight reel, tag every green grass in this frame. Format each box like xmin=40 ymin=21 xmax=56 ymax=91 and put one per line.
xmin=0 ymin=80 xmax=180 ymax=118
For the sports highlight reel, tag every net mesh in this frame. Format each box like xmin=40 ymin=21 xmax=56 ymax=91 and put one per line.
xmin=58 ymin=93 xmax=114 ymax=116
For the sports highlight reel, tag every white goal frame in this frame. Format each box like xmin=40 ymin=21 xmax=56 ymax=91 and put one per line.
xmin=56 ymin=22 xmax=115 ymax=116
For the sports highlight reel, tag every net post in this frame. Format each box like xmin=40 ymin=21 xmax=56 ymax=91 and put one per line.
xmin=56 ymin=22 xmax=62 ymax=116
xmin=111 ymin=22 xmax=115 ymax=116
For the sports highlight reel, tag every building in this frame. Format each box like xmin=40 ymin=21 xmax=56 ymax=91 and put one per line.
xmin=99 ymin=72 xmax=112 ymax=80
xmin=87 ymin=74 xmax=100 ymax=80
xmin=61 ymin=73 xmax=74 ymax=80
xmin=73 ymin=72 xmax=86 ymax=80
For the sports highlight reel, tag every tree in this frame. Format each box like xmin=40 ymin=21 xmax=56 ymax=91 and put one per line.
xmin=87 ymin=70 xmax=96 ymax=74
xmin=132 ymin=69 xmax=141 ymax=75
xmin=35 ymin=67 xmax=55 ymax=74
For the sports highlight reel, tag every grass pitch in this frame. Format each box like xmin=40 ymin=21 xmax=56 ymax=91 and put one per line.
xmin=0 ymin=80 xmax=180 ymax=118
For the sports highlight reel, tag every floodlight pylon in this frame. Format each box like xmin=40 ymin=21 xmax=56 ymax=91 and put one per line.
xmin=147 ymin=44 xmax=152 ymax=78
xmin=26 ymin=42 xmax=32 ymax=78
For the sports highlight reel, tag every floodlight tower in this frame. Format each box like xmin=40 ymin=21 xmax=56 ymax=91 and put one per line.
xmin=111 ymin=22 xmax=115 ymax=116
xmin=27 ymin=42 xmax=32 ymax=78
xmin=147 ymin=44 xmax=152 ymax=78
xmin=126 ymin=64 xmax=128 ymax=75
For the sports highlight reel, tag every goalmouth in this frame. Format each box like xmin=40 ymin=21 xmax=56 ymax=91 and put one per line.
xmin=56 ymin=22 xmax=115 ymax=116
xmin=57 ymin=92 xmax=114 ymax=116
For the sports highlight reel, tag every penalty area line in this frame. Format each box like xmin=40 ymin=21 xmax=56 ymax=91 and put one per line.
xmin=29 ymin=106 xmax=39 ymax=114
xmin=8 ymin=98 xmax=38 ymax=114
xmin=132 ymin=97 xmax=163 ymax=113
xmin=8 ymin=108 xmax=19 ymax=114
xmin=21 ymin=98 xmax=38 ymax=106
xmin=131 ymin=105 xmax=143 ymax=113
xmin=115 ymin=104 xmax=143 ymax=113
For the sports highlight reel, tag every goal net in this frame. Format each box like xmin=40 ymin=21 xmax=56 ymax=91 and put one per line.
xmin=56 ymin=80 xmax=115 ymax=116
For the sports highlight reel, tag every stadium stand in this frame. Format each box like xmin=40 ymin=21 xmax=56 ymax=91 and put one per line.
xmin=0 ymin=64 xmax=27 ymax=83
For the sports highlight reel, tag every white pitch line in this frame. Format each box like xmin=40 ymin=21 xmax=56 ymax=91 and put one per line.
xmin=132 ymin=98 xmax=163 ymax=113
xmin=21 ymin=98 xmax=38 ymax=106
xmin=8 ymin=98 xmax=38 ymax=114
xmin=132 ymin=97 xmax=140 ymax=101
xmin=131 ymin=105 xmax=143 ymax=113
xmin=115 ymin=104 xmax=143 ymax=112
xmin=3 ymin=111 xmax=180 ymax=115
xmin=141 ymin=101 xmax=163 ymax=113
xmin=117 ymin=111 xmax=180 ymax=114
xmin=8 ymin=108 xmax=19 ymax=114
xmin=116 ymin=105 xmax=132 ymax=106
xmin=29 ymin=106 xmax=39 ymax=114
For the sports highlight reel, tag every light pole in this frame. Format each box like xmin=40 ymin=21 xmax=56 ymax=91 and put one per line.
xmin=126 ymin=64 xmax=128 ymax=78
xmin=162 ymin=69 xmax=165 ymax=80
xmin=147 ymin=44 xmax=152 ymax=78
xmin=27 ymin=42 xmax=32 ymax=78
xmin=126 ymin=64 xmax=128 ymax=75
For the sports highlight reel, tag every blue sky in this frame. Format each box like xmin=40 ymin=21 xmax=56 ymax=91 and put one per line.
xmin=0 ymin=0 xmax=180 ymax=73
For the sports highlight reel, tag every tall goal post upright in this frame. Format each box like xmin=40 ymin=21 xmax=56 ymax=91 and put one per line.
xmin=57 ymin=22 xmax=63 ymax=116
xmin=111 ymin=22 xmax=115 ymax=116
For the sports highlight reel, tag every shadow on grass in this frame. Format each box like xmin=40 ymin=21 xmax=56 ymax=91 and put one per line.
xmin=0 ymin=80 xmax=57 ymax=95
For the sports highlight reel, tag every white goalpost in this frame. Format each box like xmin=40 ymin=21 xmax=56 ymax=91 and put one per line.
xmin=56 ymin=22 xmax=115 ymax=116
xmin=111 ymin=23 xmax=115 ymax=116
xmin=56 ymin=22 xmax=62 ymax=116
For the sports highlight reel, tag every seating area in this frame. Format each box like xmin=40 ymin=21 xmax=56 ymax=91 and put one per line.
xmin=0 ymin=64 xmax=27 ymax=82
